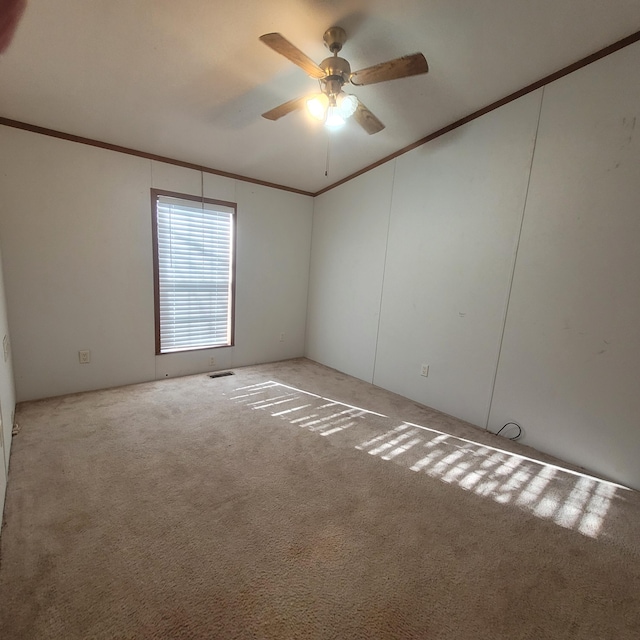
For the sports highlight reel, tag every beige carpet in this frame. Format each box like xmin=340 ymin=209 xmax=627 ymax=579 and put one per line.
xmin=1 ymin=358 xmax=639 ymax=639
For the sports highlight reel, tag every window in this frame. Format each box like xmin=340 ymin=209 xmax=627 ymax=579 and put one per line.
xmin=151 ymin=189 xmax=236 ymax=354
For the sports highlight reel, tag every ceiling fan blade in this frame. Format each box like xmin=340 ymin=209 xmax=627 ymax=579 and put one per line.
xmin=350 ymin=52 xmax=428 ymax=86
xmin=353 ymin=99 xmax=385 ymax=135
xmin=259 ymin=33 xmax=326 ymax=79
xmin=262 ymin=96 xmax=308 ymax=121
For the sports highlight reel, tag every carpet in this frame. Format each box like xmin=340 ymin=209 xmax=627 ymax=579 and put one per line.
xmin=1 ymin=358 xmax=639 ymax=639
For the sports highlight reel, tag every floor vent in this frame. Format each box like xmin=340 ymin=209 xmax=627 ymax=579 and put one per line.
xmin=209 ymin=371 xmax=234 ymax=379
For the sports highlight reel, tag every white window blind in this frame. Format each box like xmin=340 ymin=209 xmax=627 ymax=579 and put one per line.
xmin=154 ymin=193 xmax=235 ymax=354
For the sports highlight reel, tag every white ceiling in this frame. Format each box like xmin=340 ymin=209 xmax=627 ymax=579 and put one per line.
xmin=1 ymin=0 xmax=639 ymax=194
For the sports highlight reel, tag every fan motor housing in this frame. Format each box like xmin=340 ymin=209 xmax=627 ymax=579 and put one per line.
xmin=320 ymin=56 xmax=351 ymax=83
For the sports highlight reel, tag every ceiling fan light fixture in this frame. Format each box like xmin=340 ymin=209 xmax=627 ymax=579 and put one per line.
xmin=260 ymin=27 xmax=426 ymax=135
xmin=306 ymin=94 xmax=329 ymax=120
xmin=325 ymin=105 xmax=346 ymax=128
xmin=336 ymin=92 xmax=358 ymax=118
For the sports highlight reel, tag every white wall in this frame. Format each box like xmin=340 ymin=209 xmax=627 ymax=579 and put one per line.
xmin=374 ymin=92 xmax=541 ymax=426
xmin=487 ymin=43 xmax=640 ymax=486
xmin=0 ymin=127 xmax=313 ymax=401
xmin=306 ymin=41 xmax=640 ymax=489
xmin=306 ymin=162 xmax=395 ymax=382
xmin=308 ymin=90 xmax=541 ymax=425
xmin=0 ymin=244 xmax=16 ymax=519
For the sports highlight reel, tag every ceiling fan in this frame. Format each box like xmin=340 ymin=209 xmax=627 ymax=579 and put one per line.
xmin=260 ymin=26 xmax=429 ymax=134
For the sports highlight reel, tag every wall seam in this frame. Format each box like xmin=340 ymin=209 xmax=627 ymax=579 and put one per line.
xmin=484 ymin=86 xmax=546 ymax=430
xmin=371 ymin=160 xmax=398 ymax=385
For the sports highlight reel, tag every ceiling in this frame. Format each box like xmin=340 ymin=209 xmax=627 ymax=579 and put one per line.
xmin=1 ymin=0 xmax=639 ymax=194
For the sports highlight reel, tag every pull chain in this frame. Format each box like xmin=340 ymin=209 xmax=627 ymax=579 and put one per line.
xmin=325 ymin=132 xmax=331 ymax=177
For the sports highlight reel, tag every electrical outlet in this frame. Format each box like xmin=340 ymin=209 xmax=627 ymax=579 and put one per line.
xmin=420 ymin=364 xmax=429 ymax=377
xmin=209 ymin=356 xmax=216 ymax=366
xmin=79 ymin=350 xmax=91 ymax=364
xmin=279 ymin=332 xmax=285 ymax=342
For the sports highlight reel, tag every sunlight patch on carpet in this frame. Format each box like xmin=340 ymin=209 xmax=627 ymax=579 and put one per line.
xmin=228 ymin=381 xmax=627 ymax=539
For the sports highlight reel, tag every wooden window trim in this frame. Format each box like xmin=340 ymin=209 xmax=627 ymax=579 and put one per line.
xmin=151 ymin=188 xmax=237 ymax=356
